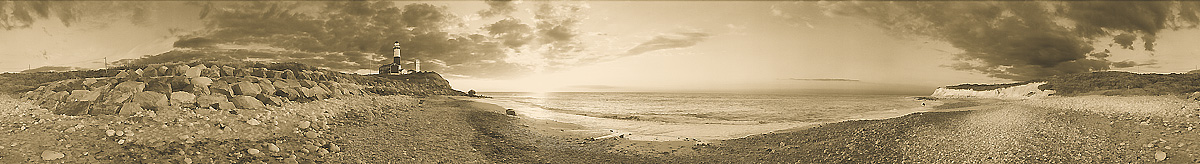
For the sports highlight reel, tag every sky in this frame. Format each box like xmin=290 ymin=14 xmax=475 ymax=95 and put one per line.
xmin=3 ymin=1 xmax=1200 ymax=94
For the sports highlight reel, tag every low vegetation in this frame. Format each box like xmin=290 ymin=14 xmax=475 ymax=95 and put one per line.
xmin=944 ymin=71 xmax=1200 ymax=97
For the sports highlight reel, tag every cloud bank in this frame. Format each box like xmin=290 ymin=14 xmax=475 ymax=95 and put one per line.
xmin=813 ymin=1 xmax=1200 ymax=80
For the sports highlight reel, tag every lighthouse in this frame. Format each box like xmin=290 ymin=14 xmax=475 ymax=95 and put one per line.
xmin=393 ymin=42 xmax=402 ymax=67
xmin=414 ymin=59 xmax=421 ymax=72
xmin=377 ymin=41 xmax=407 ymax=75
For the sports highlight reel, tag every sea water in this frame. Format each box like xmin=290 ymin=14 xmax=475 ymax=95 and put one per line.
xmin=471 ymin=92 xmax=930 ymax=141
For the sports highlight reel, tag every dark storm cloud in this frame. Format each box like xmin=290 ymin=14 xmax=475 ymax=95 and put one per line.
xmin=625 ymin=31 xmax=711 ymax=56
xmin=0 ymin=1 xmax=149 ymax=30
xmin=485 ymin=18 xmax=535 ymax=48
xmin=817 ymin=1 xmax=1200 ymax=80
xmin=478 ymin=0 xmax=517 ymax=18
xmin=156 ymin=1 xmax=553 ymax=78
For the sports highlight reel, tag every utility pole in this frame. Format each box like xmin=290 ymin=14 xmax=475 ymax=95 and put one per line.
xmin=103 ymin=57 xmax=108 ymax=69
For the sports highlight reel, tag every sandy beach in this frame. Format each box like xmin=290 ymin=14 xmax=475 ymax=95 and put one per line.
xmin=2 ymin=94 xmax=1199 ymax=163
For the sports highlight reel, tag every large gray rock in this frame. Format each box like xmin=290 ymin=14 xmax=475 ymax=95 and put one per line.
xmin=170 ymin=92 xmax=197 ymax=106
xmin=231 ymin=96 xmax=265 ymax=110
xmin=255 ymin=94 xmax=284 ymax=107
xmin=196 ymin=94 xmax=226 ymax=108
xmin=88 ymin=104 xmax=119 ymax=115
xmin=232 ymin=81 xmax=261 ymax=96
xmin=214 ymin=101 xmax=237 ymax=110
xmin=202 ymin=67 xmax=221 ymax=78
xmin=283 ymin=70 xmax=297 ymax=79
xmin=185 ymin=66 xmax=203 ymax=77
xmin=258 ymin=82 xmax=277 ymax=96
xmin=144 ymin=78 xmax=172 ymax=94
xmin=277 ymin=87 xmax=303 ymax=101
xmin=173 ymin=65 xmax=191 ymax=76
xmin=55 ymin=101 xmax=91 ymax=116
xmin=67 ymin=90 xmax=101 ymax=101
xmin=118 ymin=102 xmax=146 ymax=116
xmin=191 ymin=77 xmax=213 ymax=86
xmin=132 ymin=91 xmax=169 ymax=111
xmin=210 ymin=81 xmax=233 ymax=97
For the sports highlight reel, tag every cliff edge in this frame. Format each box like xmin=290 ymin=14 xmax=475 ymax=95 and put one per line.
xmin=931 ymin=82 xmax=1056 ymax=99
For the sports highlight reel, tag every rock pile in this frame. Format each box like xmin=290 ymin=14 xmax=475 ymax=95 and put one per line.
xmin=20 ymin=63 xmax=378 ymax=116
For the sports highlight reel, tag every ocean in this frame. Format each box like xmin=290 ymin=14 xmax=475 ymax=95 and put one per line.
xmin=471 ymin=92 xmax=931 ymax=141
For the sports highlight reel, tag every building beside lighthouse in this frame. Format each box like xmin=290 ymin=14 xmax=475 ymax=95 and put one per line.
xmin=378 ymin=41 xmax=415 ymax=75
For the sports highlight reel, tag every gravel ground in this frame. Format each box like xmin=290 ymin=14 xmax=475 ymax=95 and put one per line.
xmin=5 ymin=93 xmax=1199 ymax=163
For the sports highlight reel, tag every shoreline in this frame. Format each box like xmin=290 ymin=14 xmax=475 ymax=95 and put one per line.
xmin=460 ymin=96 xmax=984 ymax=143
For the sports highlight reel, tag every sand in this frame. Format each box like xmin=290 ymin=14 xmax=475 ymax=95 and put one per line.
xmin=3 ymin=94 xmax=1200 ymax=163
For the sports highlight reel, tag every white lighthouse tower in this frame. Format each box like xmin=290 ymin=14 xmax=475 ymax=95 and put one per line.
xmin=415 ymin=59 xmax=421 ymax=72
xmin=378 ymin=41 xmax=406 ymax=75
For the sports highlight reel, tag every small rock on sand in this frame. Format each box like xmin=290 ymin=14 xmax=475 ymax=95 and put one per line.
xmin=41 ymin=150 xmax=65 ymax=160
xmin=247 ymin=118 xmax=261 ymax=126
xmin=105 ymin=129 xmax=116 ymax=136
xmin=506 ymin=109 xmax=517 ymax=116
xmin=268 ymin=143 xmax=281 ymax=152
xmin=305 ymin=131 xmax=318 ymax=138
xmin=317 ymin=148 xmax=329 ymax=156
xmin=1156 ymin=151 xmax=1167 ymax=161
xmin=298 ymin=121 xmax=311 ymax=129
xmin=329 ymin=143 xmax=341 ymax=152
xmin=248 ymin=148 xmax=262 ymax=156
xmin=184 ymin=157 xmax=192 ymax=164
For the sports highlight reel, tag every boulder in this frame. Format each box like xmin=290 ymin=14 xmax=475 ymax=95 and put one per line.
xmin=143 ymin=78 xmax=172 ymax=94
xmin=132 ymin=91 xmax=169 ymax=110
xmin=185 ymin=65 xmax=204 ymax=78
xmin=49 ymin=91 xmax=70 ymax=102
xmin=131 ymin=69 xmax=145 ymax=78
xmin=174 ymin=65 xmax=191 ymax=76
xmin=143 ymin=66 xmax=159 ymax=77
xmin=168 ymin=76 xmax=191 ymax=92
xmin=232 ymin=81 xmax=262 ymax=96
xmin=115 ymin=70 xmax=130 ymax=79
xmin=256 ymin=94 xmax=284 ymax=106
xmin=83 ymin=78 xmax=97 ymax=86
xmin=67 ymin=90 xmax=101 ymax=101
xmin=283 ymin=70 xmax=297 ymax=79
xmin=258 ymin=82 xmax=277 ymax=96
xmin=300 ymin=80 xmax=317 ymax=88
xmin=170 ymin=92 xmax=197 ymax=106
xmin=214 ymin=101 xmax=237 ymax=110
xmin=196 ymin=95 xmax=226 ymax=108
xmin=88 ymin=104 xmax=119 ymax=115
xmin=210 ymin=81 xmax=234 ymax=97
xmin=87 ymin=79 xmax=111 ymax=90
xmin=118 ymin=102 xmax=146 ymax=116
xmin=268 ymin=71 xmax=282 ymax=79
xmin=278 ymin=87 xmax=303 ymax=101
xmin=231 ymin=96 xmax=266 ymax=110
xmin=251 ymin=68 xmax=267 ymax=77
xmin=299 ymin=87 xmax=318 ymax=99
xmin=191 ymin=77 xmax=214 ymax=87
xmin=202 ymin=67 xmax=221 ymax=78
xmin=54 ymin=101 xmax=91 ymax=116
xmin=158 ymin=66 xmax=170 ymax=76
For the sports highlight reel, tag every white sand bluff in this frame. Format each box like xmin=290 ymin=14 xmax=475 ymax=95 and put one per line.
xmin=931 ymin=82 xmax=1056 ymax=99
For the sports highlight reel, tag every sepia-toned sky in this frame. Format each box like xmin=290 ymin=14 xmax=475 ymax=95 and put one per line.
xmin=3 ymin=1 xmax=1200 ymax=94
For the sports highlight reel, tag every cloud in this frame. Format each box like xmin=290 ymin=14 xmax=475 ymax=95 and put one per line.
xmin=624 ymin=31 xmax=711 ymax=56
xmin=810 ymin=1 xmax=1200 ymax=80
xmin=0 ymin=1 xmax=150 ymax=30
xmin=478 ymin=0 xmax=517 ymax=18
